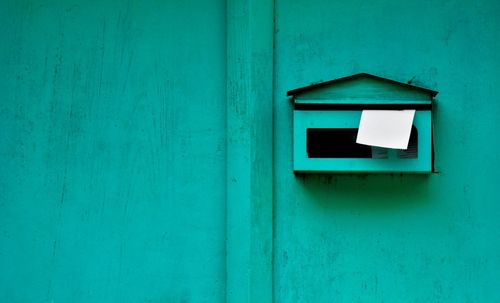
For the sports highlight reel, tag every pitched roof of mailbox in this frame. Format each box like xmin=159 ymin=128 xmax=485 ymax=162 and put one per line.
xmin=286 ymin=73 xmax=439 ymax=97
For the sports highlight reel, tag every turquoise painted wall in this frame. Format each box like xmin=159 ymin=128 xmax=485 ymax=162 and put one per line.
xmin=274 ymin=0 xmax=500 ymax=302
xmin=0 ymin=1 xmax=226 ymax=302
xmin=2 ymin=0 xmax=500 ymax=302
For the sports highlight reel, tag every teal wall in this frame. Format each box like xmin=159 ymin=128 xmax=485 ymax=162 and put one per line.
xmin=0 ymin=1 xmax=226 ymax=302
xmin=274 ymin=0 xmax=500 ymax=302
xmin=2 ymin=0 xmax=500 ymax=302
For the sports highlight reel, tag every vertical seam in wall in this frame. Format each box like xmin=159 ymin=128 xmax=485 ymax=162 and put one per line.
xmin=222 ymin=1 xmax=229 ymax=302
xmin=226 ymin=0 xmax=274 ymax=302
xmin=271 ymin=1 xmax=276 ymax=302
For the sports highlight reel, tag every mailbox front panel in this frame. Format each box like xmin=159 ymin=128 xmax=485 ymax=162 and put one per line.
xmin=293 ymin=110 xmax=432 ymax=173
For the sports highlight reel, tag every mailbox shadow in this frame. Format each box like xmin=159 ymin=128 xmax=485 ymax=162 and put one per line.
xmin=295 ymin=173 xmax=432 ymax=211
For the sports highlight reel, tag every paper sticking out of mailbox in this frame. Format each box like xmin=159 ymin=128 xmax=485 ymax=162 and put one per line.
xmin=356 ymin=110 xmax=416 ymax=149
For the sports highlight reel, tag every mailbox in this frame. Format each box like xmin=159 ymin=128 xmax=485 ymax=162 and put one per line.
xmin=287 ymin=73 xmax=438 ymax=173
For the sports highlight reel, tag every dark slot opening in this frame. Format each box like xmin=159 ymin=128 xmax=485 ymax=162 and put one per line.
xmin=398 ymin=126 xmax=418 ymax=159
xmin=307 ymin=128 xmax=372 ymax=158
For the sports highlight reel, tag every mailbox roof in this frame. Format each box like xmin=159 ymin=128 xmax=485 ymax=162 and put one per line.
xmin=286 ymin=73 xmax=438 ymax=97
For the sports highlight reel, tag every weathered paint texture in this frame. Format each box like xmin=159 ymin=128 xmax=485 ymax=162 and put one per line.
xmin=274 ymin=0 xmax=500 ymax=302
xmin=2 ymin=0 xmax=500 ymax=302
xmin=0 ymin=1 xmax=226 ymax=302
xmin=226 ymin=0 xmax=273 ymax=301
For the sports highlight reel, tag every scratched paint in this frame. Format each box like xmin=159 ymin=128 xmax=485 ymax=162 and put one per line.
xmin=0 ymin=1 xmax=226 ymax=302
xmin=274 ymin=0 xmax=500 ymax=302
xmin=2 ymin=0 xmax=500 ymax=302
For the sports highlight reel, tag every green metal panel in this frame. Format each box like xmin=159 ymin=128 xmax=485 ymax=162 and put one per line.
xmin=293 ymin=110 xmax=432 ymax=173
xmin=0 ymin=1 xmax=226 ymax=302
xmin=274 ymin=0 xmax=500 ymax=302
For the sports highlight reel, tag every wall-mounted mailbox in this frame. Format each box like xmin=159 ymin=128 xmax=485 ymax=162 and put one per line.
xmin=287 ymin=73 xmax=438 ymax=173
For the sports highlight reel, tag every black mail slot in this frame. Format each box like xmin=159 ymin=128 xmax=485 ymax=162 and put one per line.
xmin=306 ymin=127 xmax=418 ymax=159
xmin=306 ymin=128 xmax=371 ymax=158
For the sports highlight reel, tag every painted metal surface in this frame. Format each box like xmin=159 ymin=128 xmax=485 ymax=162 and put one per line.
xmin=287 ymin=73 xmax=438 ymax=98
xmin=293 ymin=110 xmax=432 ymax=172
xmin=274 ymin=0 xmax=500 ymax=301
xmin=226 ymin=0 xmax=274 ymax=301
xmin=290 ymin=73 xmax=434 ymax=103
xmin=0 ymin=1 xmax=226 ymax=302
xmin=1 ymin=0 xmax=500 ymax=302
xmin=289 ymin=74 xmax=434 ymax=173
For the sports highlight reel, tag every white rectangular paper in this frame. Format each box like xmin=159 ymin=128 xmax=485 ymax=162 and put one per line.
xmin=356 ymin=110 xmax=416 ymax=149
